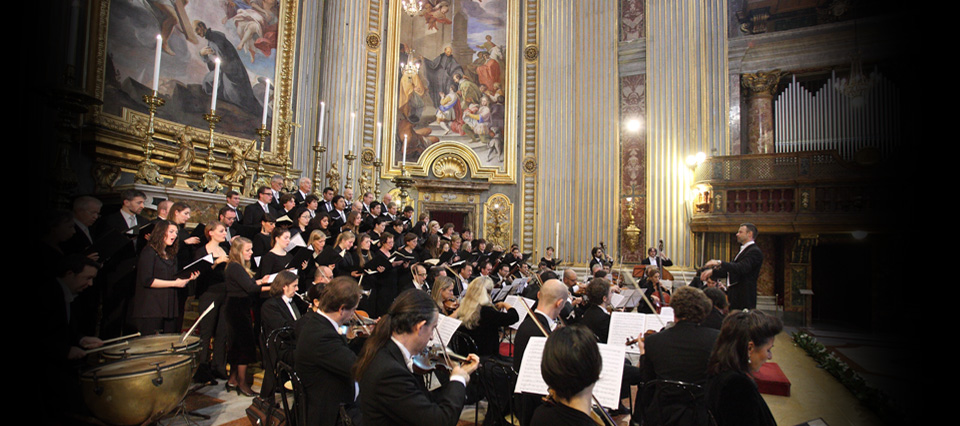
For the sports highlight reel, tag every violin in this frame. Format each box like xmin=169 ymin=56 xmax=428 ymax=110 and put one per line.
xmin=410 ymin=343 xmax=472 ymax=374
xmin=346 ymin=312 xmax=377 ymax=339
xmin=442 ymin=297 xmax=459 ymax=315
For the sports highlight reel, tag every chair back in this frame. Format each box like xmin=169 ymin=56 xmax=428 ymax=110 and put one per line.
xmin=275 ymin=359 xmax=306 ymax=426
xmin=639 ymin=379 xmax=713 ymax=426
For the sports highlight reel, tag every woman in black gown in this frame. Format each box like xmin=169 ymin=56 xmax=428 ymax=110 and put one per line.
xmin=131 ymin=220 xmax=198 ymax=334
xmin=530 ymin=325 xmax=603 ymax=426
xmin=224 ymin=237 xmax=269 ymax=396
xmin=194 ymin=221 xmax=230 ymax=381
xmin=456 ymin=276 xmax=518 ymax=358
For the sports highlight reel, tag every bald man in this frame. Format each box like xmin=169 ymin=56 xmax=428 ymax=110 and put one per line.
xmin=514 ymin=279 xmax=568 ymax=426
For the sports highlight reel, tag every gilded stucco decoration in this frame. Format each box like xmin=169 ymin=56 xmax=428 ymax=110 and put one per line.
xmin=432 ymin=154 xmax=468 ymax=179
xmin=483 ymin=194 xmax=513 ymax=250
xmin=366 ymin=32 xmax=381 ymax=50
xmin=522 ymin=157 xmax=537 ymax=174
xmin=742 ymin=70 xmax=785 ymax=97
xmin=361 ymin=148 xmax=375 ymax=165
xmin=524 ymin=44 xmax=539 ymax=61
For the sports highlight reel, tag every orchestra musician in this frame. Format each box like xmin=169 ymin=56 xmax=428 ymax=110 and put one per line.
xmin=456 ymin=276 xmax=518 ymax=357
xmin=296 ymin=276 xmax=364 ymax=426
xmin=635 ymin=286 xmax=719 ymax=424
xmin=514 ymin=279 xmax=568 ymax=426
xmin=353 ymin=289 xmax=480 ymax=426
xmin=539 ymin=246 xmax=558 ymax=271
xmin=432 ymin=276 xmax=459 ymax=317
xmin=530 ymin=325 xmax=603 ymax=426
xmin=638 ymin=267 xmax=670 ymax=314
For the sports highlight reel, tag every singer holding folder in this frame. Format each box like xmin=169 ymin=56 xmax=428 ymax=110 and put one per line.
xmin=131 ymin=220 xmax=199 ymax=334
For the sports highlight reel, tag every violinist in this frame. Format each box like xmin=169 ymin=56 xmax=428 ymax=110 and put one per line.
xmin=530 ymin=325 xmax=603 ymax=426
xmin=296 ymin=276 xmax=363 ymax=426
xmin=455 ymin=263 xmax=473 ymax=296
xmin=638 ymin=267 xmax=670 ymax=314
xmin=634 ymin=286 xmax=718 ymax=424
xmin=354 ymin=289 xmax=480 ymax=426
xmin=432 ymin=276 xmax=459 ymax=317
xmin=701 ymin=287 xmax=728 ymax=331
xmin=456 ymin=276 xmax=518 ymax=357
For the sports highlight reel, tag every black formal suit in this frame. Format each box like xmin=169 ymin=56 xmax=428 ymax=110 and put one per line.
xmin=242 ymin=201 xmax=282 ymax=235
xmin=530 ymin=401 xmax=596 ymax=426
xmin=717 ymin=243 xmax=763 ymax=310
xmin=641 ymin=256 xmax=674 ymax=267
xmin=359 ymin=341 xmax=466 ymax=426
xmin=293 ymin=190 xmax=310 ymax=206
xmin=636 ymin=321 xmax=719 ymax=426
xmin=579 ymin=305 xmax=611 ymax=343
xmin=701 ymin=308 xmax=724 ymax=330
xmin=513 ymin=311 xmax=553 ymax=426
xmin=296 ymin=312 xmax=358 ymax=426
xmin=61 ymin=222 xmax=94 ymax=256
xmin=260 ymin=295 xmax=300 ymax=401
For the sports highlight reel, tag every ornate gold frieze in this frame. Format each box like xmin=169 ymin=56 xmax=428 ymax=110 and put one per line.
xmin=361 ymin=148 xmax=376 ymax=165
xmin=432 ymin=154 xmax=468 ymax=179
xmin=483 ymin=194 xmax=514 ymax=250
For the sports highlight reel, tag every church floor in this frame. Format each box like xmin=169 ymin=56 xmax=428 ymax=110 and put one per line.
xmin=141 ymin=326 xmax=888 ymax=426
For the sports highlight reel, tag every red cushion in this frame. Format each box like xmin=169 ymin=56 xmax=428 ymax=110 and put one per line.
xmin=751 ymin=362 xmax=790 ymax=397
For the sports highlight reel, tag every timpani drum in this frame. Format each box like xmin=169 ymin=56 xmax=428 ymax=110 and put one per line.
xmin=102 ymin=334 xmax=200 ymax=360
xmin=80 ymin=354 xmax=196 ymax=425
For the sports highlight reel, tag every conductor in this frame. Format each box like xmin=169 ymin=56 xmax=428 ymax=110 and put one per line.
xmin=700 ymin=223 xmax=762 ymax=310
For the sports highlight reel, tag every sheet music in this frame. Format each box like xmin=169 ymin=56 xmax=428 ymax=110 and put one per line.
xmin=514 ymin=336 xmax=548 ymax=395
xmin=609 ymin=311 xmax=646 ymax=354
xmin=513 ymin=337 xmax=625 ymax=409
xmin=287 ymin=233 xmax=306 ymax=252
xmin=593 ymin=342 xmax=627 ymax=408
xmin=659 ymin=307 xmax=675 ymax=323
xmin=610 ymin=293 xmax=626 ymax=309
xmin=492 ymin=282 xmax=518 ymax=302
xmin=504 ymin=295 xmax=535 ymax=329
xmin=265 ymin=268 xmax=298 ymax=283
xmin=427 ymin=314 xmax=462 ymax=348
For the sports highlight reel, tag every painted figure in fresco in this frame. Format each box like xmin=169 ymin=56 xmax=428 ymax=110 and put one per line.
xmin=195 ymin=20 xmax=261 ymax=113
xmin=435 ymin=84 xmax=460 ymax=135
xmin=421 ymin=46 xmax=463 ymax=109
xmin=453 ymin=73 xmax=482 ymax=107
xmin=144 ymin=0 xmax=197 ymax=55
xmin=475 ymin=51 xmax=501 ymax=93
xmin=222 ymin=0 xmax=279 ymax=63
xmin=420 ymin=1 xmax=452 ymax=31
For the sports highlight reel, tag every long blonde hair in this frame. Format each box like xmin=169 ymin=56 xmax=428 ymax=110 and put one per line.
xmin=228 ymin=237 xmax=255 ymax=277
xmin=458 ymin=276 xmax=494 ymax=329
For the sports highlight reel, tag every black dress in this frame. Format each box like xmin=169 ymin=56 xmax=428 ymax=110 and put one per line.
xmin=706 ymin=370 xmax=777 ymax=426
xmin=195 ymin=246 xmax=228 ymax=371
xmin=225 ymin=262 xmax=261 ymax=365
xmin=371 ymin=249 xmax=398 ymax=318
xmin=530 ymin=401 xmax=596 ymax=426
xmin=461 ymin=306 xmax=518 ymax=357
xmin=131 ymin=246 xmax=179 ymax=334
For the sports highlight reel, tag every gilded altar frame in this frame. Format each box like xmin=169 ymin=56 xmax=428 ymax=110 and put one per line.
xmin=379 ymin=0 xmax=520 ymax=184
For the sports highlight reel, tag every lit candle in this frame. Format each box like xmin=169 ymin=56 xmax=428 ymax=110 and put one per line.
xmin=261 ymin=78 xmax=271 ymax=126
xmin=402 ymin=134 xmax=408 ymax=167
xmin=349 ymin=112 xmax=356 ymax=152
xmin=317 ymin=101 xmax=326 ymax=145
xmin=152 ymin=34 xmax=162 ymax=92
xmin=210 ymin=58 xmax=221 ymax=112
xmin=376 ymin=121 xmax=382 ymax=158
xmin=555 ymin=222 xmax=560 ymax=258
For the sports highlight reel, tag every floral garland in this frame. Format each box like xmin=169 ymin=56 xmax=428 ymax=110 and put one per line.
xmin=791 ymin=331 xmax=903 ymax=424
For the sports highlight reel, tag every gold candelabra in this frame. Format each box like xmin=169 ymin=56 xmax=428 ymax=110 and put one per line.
xmin=135 ymin=91 xmax=165 ymax=185
xmin=372 ymin=158 xmax=383 ymax=200
xmin=344 ymin=150 xmax=357 ymax=190
xmin=200 ymin=111 xmax=223 ymax=192
xmin=391 ymin=165 xmax=415 ymax=208
xmin=253 ymin=125 xmax=271 ymax=193
xmin=623 ymin=197 xmax=641 ymax=254
xmin=313 ymin=142 xmax=327 ymax=193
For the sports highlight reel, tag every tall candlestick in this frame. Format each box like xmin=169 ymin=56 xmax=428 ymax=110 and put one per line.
xmin=210 ymin=58 xmax=221 ymax=112
xmin=261 ymin=78 xmax=271 ymax=126
xmin=555 ymin=222 xmax=560 ymax=258
xmin=376 ymin=121 xmax=382 ymax=156
xmin=403 ymin=134 xmax=408 ymax=167
xmin=317 ymin=101 xmax=326 ymax=145
xmin=152 ymin=34 xmax=162 ymax=92
xmin=350 ymin=112 xmax=356 ymax=151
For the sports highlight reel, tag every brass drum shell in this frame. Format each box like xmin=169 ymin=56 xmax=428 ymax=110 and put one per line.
xmin=80 ymin=354 xmax=195 ymax=425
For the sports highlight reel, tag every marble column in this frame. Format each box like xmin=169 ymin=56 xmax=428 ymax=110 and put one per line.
xmin=742 ymin=70 xmax=784 ymax=154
